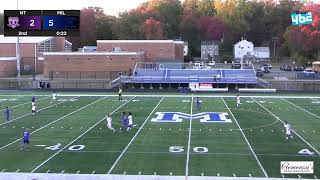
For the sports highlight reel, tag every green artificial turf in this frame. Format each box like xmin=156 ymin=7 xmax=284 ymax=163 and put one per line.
xmin=0 ymin=92 xmax=319 ymax=179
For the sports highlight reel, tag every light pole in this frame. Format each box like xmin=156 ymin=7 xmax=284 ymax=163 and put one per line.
xmin=240 ymin=46 xmax=244 ymax=69
xmin=34 ymin=43 xmax=37 ymax=75
xmin=272 ymin=37 xmax=279 ymax=62
xmin=16 ymin=0 xmax=21 ymax=78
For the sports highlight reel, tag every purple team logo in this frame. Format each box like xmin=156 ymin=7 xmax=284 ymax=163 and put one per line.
xmin=7 ymin=16 xmax=20 ymax=29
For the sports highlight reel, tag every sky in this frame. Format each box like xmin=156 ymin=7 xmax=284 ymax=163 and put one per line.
xmin=0 ymin=0 xmax=319 ymax=16
xmin=0 ymin=0 xmax=149 ymax=16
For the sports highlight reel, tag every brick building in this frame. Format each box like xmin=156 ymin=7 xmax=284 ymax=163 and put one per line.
xmin=0 ymin=38 xmax=184 ymax=78
xmin=0 ymin=35 xmax=71 ymax=77
xmin=42 ymin=40 xmax=184 ymax=79
xmin=0 ymin=57 xmax=17 ymax=77
xmin=43 ymin=52 xmax=145 ymax=79
xmin=97 ymin=40 xmax=184 ymax=62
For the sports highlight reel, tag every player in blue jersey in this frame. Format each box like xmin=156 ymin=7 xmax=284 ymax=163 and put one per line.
xmin=5 ymin=107 xmax=10 ymax=122
xmin=32 ymin=95 xmax=36 ymax=103
xmin=120 ymin=112 xmax=127 ymax=131
xmin=21 ymin=128 xmax=30 ymax=151
xmin=196 ymin=97 xmax=201 ymax=111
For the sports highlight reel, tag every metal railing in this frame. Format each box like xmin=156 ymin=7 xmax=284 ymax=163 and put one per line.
xmin=0 ymin=78 xmax=112 ymax=89
xmin=263 ymin=71 xmax=320 ymax=81
xmin=134 ymin=62 xmax=255 ymax=70
xmin=49 ymin=71 xmax=126 ymax=80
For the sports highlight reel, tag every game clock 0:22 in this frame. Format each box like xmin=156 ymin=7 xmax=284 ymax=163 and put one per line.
xmin=56 ymin=31 xmax=67 ymax=36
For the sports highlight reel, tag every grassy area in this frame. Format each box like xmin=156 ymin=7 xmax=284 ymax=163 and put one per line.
xmin=0 ymin=92 xmax=319 ymax=179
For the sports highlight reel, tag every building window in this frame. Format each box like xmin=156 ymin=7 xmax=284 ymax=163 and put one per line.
xmin=64 ymin=41 xmax=72 ymax=52
xmin=209 ymin=46 xmax=212 ymax=50
xmin=38 ymin=38 xmax=56 ymax=52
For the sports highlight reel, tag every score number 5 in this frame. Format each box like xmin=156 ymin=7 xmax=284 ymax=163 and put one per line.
xmin=48 ymin=20 xmax=54 ymax=26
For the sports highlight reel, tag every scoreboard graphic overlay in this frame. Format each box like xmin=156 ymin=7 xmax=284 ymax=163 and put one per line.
xmin=4 ymin=10 xmax=80 ymax=36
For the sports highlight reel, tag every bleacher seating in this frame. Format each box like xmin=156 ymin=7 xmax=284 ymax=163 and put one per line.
xmin=297 ymin=73 xmax=320 ymax=80
xmin=129 ymin=68 xmax=257 ymax=84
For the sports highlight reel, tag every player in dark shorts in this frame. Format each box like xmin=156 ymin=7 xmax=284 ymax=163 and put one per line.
xmin=5 ymin=107 xmax=10 ymax=122
xmin=21 ymin=128 xmax=30 ymax=151
xmin=196 ymin=97 xmax=201 ymax=111
xmin=118 ymin=88 xmax=123 ymax=101
xmin=120 ymin=112 xmax=127 ymax=131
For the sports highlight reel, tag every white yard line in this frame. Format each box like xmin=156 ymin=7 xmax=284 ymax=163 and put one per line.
xmin=0 ymin=100 xmax=65 ymax=126
xmin=1 ymin=93 xmax=320 ymax=99
xmin=221 ymin=97 xmax=268 ymax=177
xmin=0 ymin=96 xmax=49 ymax=112
xmin=252 ymin=98 xmax=320 ymax=155
xmin=107 ymin=97 xmax=165 ymax=174
xmin=31 ymin=96 xmax=136 ymax=173
xmin=57 ymin=94 xmax=320 ymax=99
xmin=185 ymin=95 xmax=193 ymax=177
xmin=0 ymin=97 xmax=107 ymax=150
xmin=282 ymin=98 xmax=320 ymax=120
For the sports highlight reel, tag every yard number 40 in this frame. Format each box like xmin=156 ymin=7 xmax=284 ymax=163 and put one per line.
xmin=45 ymin=143 xmax=85 ymax=151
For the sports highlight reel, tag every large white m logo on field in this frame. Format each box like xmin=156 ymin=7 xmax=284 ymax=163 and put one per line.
xmin=151 ymin=112 xmax=231 ymax=123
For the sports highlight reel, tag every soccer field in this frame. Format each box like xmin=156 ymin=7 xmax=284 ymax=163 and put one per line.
xmin=0 ymin=92 xmax=319 ymax=179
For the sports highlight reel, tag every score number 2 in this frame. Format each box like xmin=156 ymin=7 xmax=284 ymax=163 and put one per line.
xmin=30 ymin=20 xmax=34 ymax=27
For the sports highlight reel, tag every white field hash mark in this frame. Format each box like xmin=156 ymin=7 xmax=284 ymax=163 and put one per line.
xmin=0 ymin=96 xmax=49 ymax=112
xmin=282 ymin=98 xmax=320 ymax=120
xmin=222 ymin=97 xmax=268 ymax=177
xmin=0 ymin=97 xmax=107 ymax=150
xmin=31 ymin=97 xmax=135 ymax=173
xmin=253 ymin=98 xmax=320 ymax=155
xmin=107 ymin=97 xmax=164 ymax=174
xmin=185 ymin=95 xmax=194 ymax=177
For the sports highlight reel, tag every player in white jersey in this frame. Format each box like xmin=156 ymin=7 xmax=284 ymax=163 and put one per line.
xmin=127 ymin=112 xmax=137 ymax=131
xmin=106 ymin=114 xmax=116 ymax=132
xmin=236 ymin=95 xmax=241 ymax=107
xmin=32 ymin=104 xmax=36 ymax=116
xmin=51 ymin=92 xmax=57 ymax=103
xmin=284 ymin=121 xmax=293 ymax=140
xmin=118 ymin=88 xmax=123 ymax=101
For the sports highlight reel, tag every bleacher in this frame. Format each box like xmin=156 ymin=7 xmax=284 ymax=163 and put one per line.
xmin=121 ymin=62 xmax=258 ymax=85
xmin=297 ymin=73 xmax=320 ymax=80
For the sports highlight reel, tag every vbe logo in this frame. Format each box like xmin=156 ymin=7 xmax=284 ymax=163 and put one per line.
xmin=151 ymin=112 xmax=232 ymax=123
xmin=291 ymin=12 xmax=313 ymax=25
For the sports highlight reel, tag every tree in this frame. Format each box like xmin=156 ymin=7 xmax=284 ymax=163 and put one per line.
xmin=284 ymin=4 xmax=320 ymax=63
xmin=182 ymin=0 xmax=200 ymax=17
xmin=96 ymin=15 xmax=117 ymax=40
xmin=149 ymin=0 xmax=182 ymax=38
xmin=67 ymin=7 xmax=105 ymax=50
xmin=214 ymin=0 xmax=248 ymax=53
xmin=112 ymin=11 xmax=147 ymax=39
xmin=180 ymin=15 xmax=201 ymax=56
xmin=198 ymin=16 xmax=226 ymax=41
xmin=197 ymin=0 xmax=216 ymax=16
xmin=139 ymin=17 xmax=164 ymax=39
